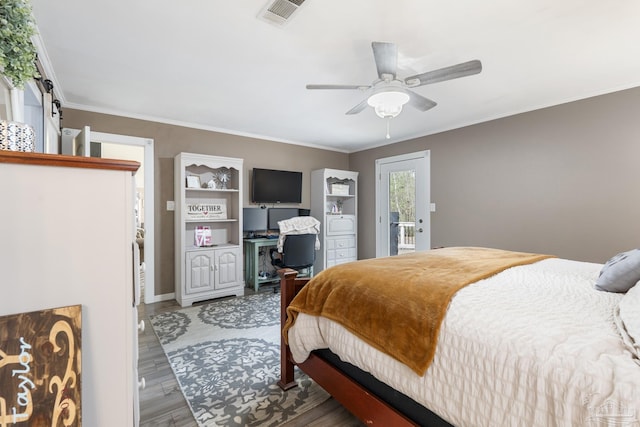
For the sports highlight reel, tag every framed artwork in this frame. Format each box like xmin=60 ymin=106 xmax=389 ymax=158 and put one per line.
xmin=0 ymin=304 xmax=82 ymax=426
xmin=186 ymin=175 xmax=201 ymax=189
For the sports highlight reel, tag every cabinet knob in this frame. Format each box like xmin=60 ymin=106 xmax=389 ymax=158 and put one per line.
xmin=138 ymin=320 xmax=145 ymax=332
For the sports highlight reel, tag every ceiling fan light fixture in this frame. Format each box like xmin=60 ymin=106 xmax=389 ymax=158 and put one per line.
xmin=367 ymin=90 xmax=410 ymax=118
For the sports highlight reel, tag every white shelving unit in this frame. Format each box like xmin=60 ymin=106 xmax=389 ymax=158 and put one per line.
xmin=311 ymin=168 xmax=359 ymax=273
xmin=174 ymin=152 xmax=244 ymax=307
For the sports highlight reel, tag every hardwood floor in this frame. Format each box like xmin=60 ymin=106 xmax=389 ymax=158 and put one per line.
xmin=138 ymin=299 xmax=197 ymax=427
xmin=137 ymin=289 xmax=364 ymax=426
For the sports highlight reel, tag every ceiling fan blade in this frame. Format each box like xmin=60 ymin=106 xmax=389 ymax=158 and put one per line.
xmin=372 ymin=42 xmax=397 ymax=79
xmin=407 ymin=91 xmax=437 ymax=112
xmin=345 ymin=98 xmax=370 ymax=115
xmin=404 ymin=60 xmax=482 ymax=87
xmin=306 ymin=84 xmax=369 ymax=90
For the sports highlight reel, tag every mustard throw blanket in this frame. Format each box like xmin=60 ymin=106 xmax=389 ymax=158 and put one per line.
xmin=284 ymin=247 xmax=554 ymax=375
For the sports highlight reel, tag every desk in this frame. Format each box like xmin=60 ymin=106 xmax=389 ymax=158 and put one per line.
xmin=244 ymin=238 xmax=279 ymax=292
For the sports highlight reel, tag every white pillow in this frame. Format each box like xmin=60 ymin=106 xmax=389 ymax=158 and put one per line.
xmin=615 ymin=280 xmax=640 ymax=365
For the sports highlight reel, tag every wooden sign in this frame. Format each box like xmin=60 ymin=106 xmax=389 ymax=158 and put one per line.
xmin=186 ymin=202 xmax=227 ymax=220
xmin=0 ymin=304 xmax=82 ymax=426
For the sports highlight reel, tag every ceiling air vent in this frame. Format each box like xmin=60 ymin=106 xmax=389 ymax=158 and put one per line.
xmin=258 ymin=0 xmax=306 ymax=26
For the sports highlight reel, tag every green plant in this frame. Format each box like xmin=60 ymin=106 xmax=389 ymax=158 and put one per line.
xmin=0 ymin=0 xmax=39 ymax=88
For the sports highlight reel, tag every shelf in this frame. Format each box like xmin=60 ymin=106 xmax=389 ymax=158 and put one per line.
xmin=312 ymin=168 xmax=359 ymax=274
xmin=186 ymin=243 xmax=239 ymax=251
xmin=176 ymin=152 xmax=244 ymax=307
xmin=185 ymin=218 xmax=238 ymax=223
xmin=185 ymin=187 xmax=239 ymax=193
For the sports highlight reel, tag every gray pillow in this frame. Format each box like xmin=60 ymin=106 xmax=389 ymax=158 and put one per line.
xmin=595 ymin=249 xmax=640 ymax=293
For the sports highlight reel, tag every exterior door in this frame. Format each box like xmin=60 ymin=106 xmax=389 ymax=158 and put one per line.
xmin=376 ymin=151 xmax=430 ymax=257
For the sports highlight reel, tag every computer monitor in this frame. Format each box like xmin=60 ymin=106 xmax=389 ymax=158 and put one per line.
xmin=243 ymin=208 xmax=268 ymax=236
xmin=268 ymin=207 xmax=300 ymax=231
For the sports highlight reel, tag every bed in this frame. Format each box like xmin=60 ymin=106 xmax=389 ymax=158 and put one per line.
xmin=277 ymin=247 xmax=640 ymax=426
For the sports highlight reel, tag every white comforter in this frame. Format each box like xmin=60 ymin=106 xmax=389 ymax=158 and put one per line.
xmin=287 ymin=258 xmax=640 ymax=426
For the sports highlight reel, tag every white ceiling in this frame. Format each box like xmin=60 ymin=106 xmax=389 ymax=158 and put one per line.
xmin=31 ymin=0 xmax=640 ymax=153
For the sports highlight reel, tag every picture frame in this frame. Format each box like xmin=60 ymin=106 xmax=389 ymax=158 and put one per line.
xmin=186 ymin=175 xmax=201 ymax=189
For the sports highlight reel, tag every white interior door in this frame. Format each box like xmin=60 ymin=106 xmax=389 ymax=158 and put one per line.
xmin=376 ymin=151 xmax=430 ymax=257
xmin=62 ymin=127 xmax=156 ymax=304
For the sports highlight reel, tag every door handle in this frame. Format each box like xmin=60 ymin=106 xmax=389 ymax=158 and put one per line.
xmin=418 ymin=228 xmax=423 ymax=233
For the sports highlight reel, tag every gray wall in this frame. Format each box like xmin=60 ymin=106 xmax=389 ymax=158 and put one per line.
xmin=62 ymin=109 xmax=350 ymax=296
xmin=349 ymin=87 xmax=640 ymax=263
xmin=64 ymin=86 xmax=640 ymax=297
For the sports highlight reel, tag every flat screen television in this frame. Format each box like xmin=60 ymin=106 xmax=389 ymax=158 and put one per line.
xmin=251 ymin=168 xmax=302 ymax=204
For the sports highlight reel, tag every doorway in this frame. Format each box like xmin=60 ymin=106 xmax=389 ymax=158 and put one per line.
xmin=375 ymin=151 xmax=431 ymax=257
xmin=62 ymin=127 xmax=155 ymax=304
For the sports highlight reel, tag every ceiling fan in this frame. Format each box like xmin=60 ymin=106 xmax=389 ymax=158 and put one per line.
xmin=306 ymin=41 xmax=482 ymax=137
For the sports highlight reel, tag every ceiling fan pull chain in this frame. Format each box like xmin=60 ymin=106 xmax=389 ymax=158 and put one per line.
xmin=386 ymin=117 xmax=391 ymax=139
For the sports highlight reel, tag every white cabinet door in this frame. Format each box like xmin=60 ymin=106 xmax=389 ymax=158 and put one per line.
xmin=326 ymin=215 xmax=356 ymax=235
xmin=186 ymin=247 xmax=241 ymax=294
xmin=215 ymin=247 xmax=241 ymax=290
xmin=186 ymin=250 xmax=215 ymax=295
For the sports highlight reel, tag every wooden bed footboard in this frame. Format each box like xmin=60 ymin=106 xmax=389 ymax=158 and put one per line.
xmin=277 ymin=268 xmax=419 ymax=426
xmin=277 ymin=268 xmax=310 ymax=390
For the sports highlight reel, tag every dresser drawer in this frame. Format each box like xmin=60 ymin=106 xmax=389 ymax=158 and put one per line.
xmin=326 ymin=215 xmax=356 ymax=235
xmin=327 ymin=254 xmax=356 ymax=268
xmin=326 ymin=236 xmax=355 ymax=250
xmin=327 ymin=246 xmax=356 ymax=259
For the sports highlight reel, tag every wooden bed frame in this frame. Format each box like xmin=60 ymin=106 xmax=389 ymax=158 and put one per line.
xmin=277 ymin=268 xmax=420 ymax=426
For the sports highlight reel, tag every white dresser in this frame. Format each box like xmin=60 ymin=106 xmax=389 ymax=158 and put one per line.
xmin=0 ymin=151 xmax=142 ymax=426
xmin=311 ymin=168 xmax=359 ymax=272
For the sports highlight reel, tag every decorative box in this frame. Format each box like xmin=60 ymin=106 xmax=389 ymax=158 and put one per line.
xmin=0 ymin=120 xmax=35 ymax=152
xmin=194 ymin=226 xmax=212 ymax=247
xmin=330 ymin=183 xmax=350 ymax=195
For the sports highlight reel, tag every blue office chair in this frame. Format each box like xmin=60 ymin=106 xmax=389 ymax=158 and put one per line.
xmin=271 ymin=234 xmax=316 ymax=278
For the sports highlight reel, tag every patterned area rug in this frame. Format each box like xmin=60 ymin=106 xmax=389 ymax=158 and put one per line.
xmin=150 ymin=292 xmax=330 ymax=426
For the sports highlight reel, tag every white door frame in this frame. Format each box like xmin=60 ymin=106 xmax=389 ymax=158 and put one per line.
xmin=64 ymin=128 xmax=156 ymax=304
xmin=375 ymin=150 xmax=431 ymax=257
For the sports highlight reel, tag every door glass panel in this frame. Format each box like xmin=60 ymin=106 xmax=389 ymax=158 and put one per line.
xmin=388 ymin=169 xmax=416 ymax=255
